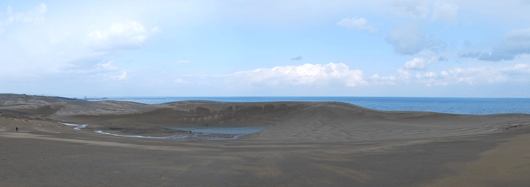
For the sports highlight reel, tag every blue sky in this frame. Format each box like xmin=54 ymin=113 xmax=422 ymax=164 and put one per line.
xmin=1 ymin=0 xmax=530 ymax=97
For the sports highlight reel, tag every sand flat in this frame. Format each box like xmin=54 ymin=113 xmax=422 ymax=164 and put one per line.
xmin=425 ymin=133 xmax=530 ymax=187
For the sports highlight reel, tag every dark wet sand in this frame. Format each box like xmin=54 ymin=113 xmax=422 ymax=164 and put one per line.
xmin=1 ymin=94 xmax=530 ymax=186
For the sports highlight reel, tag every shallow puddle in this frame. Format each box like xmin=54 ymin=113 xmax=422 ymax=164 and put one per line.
xmin=60 ymin=123 xmax=266 ymax=140
xmin=59 ymin=122 xmax=87 ymax=130
xmin=94 ymin=130 xmax=245 ymax=140
xmin=161 ymin=126 xmax=267 ymax=134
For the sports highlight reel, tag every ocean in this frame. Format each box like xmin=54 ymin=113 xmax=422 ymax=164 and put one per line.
xmin=85 ymin=97 xmax=530 ymax=115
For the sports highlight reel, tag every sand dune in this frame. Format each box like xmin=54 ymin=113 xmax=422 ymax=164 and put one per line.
xmin=2 ymin=94 xmax=529 ymax=142
xmin=2 ymin=94 xmax=530 ymax=186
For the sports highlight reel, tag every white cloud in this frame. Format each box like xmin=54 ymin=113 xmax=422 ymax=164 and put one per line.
xmin=385 ymin=22 xmax=446 ymax=55
xmin=0 ymin=4 xmax=158 ymax=82
xmin=337 ymin=17 xmax=377 ymax=33
xmin=151 ymin=26 xmax=162 ymax=33
xmin=446 ymin=67 xmax=508 ymax=84
xmin=0 ymin=3 xmax=47 ymax=34
xmin=1 ymin=4 xmax=47 ymax=26
xmin=85 ymin=21 xmax=149 ymax=51
xmin=506 ymin=28 xmax=530 ymax=41
xmin=431 ymin=2 xmax=458 ymax=25
xmin=230 ymin=62 xmax=530 ymax=88
xmin=3 ymin=1 xmax=530 ymax=97
xmin=398 ymin=68 xmax=411 ymax=83
xmin=403 ymin=56 xmax=438 ymax=70
xmin=501 ymin=63 xmax=530 ymax=75
xmin=369 ymin=74 xmax=397 ymax=85
xmin=64 ymin=61 xmax=120 ymax=74
xmin=174 ymin=78 xmax=189 ymax=83
xmin=472 ymin=28 xmax=530 ymax=62
xmin=415 ymin=71 xmax=437 ymax=86
xmin=392 ymin=1 xmax=458 ymax=25
xmin=388 ymin=62 xmax=530 ymax=86
xmin=95 ymin=70 xmax=128 ymax=81
xmin=410 ymin=64 xmax=530 ymax=86
xmin=425 ymin=71 xmax=436 ymax=78
xmin=98 ymin=61 xmax=119 ymax=71
xmin=118 ymin=71 xmax=127 ymax=80
xmin=392 ymin=0 xmax=430 ymax=19
xmin=416 ymin=71 xmax=436 ymax=78
xmin=440 ymin=70 xmax=449 ymax=76
xmin=234 ymin=63 xmax=365 ymax=87
xmin=514 ymin=63 xmax=527 ymax=69
xmin=404 ymin=57 xmax=427 ymax=70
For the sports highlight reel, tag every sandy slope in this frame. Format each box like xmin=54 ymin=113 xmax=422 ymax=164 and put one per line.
xmin=1 ymin=94 xmax=530 ymax=186
xmin=2 ymin=94 xmax=529 ymax=141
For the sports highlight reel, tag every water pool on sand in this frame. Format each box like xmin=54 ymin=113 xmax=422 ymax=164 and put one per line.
xmin=94 ymin=126 xmax=267 ymax=140
xmin=59 ymin=122 xmax=87 ymax=130
xmin=60 ymin=122 xmax=267 ymax=140
xmin=161 ymin=126 xmax=267 ymax=134
xmin=94 ymin=130 xmax=246 ymax=140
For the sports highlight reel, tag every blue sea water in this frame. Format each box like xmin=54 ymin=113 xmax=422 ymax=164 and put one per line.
xmin=86 ymin=97 xmax=530 ymax=115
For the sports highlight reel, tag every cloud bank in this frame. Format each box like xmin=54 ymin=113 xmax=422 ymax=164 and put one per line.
xmin=459 ymin=28 xmax=530 ymax=62
xmin=234 ymin=63 xmax=365 ymax=87
xmin=85 ymin=21 xmax=149 ymax=52
xmin=226 ymin=62 xmax=530 ymax=88
xmin=385 ymin=22 xmax=446 ymax=55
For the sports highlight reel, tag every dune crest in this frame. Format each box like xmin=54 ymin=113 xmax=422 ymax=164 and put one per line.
xmin=2 ymin=94 xmax=530 ymax=141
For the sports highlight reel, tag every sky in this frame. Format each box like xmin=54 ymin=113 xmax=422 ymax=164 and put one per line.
xmin=1 ymin=0 xmax=530 ymax=97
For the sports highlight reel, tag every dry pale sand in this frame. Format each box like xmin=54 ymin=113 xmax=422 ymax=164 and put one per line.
xmin=1 ymin=94 xmax=530 ymax=186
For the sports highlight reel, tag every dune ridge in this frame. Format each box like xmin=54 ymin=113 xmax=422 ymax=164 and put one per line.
xmin=2 ymin=94 xmax=530 ymax=142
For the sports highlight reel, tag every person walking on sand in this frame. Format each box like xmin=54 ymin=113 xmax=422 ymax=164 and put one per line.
xmin=16 ymin=127 xmax=18 ymax=132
